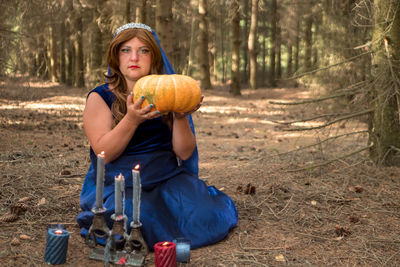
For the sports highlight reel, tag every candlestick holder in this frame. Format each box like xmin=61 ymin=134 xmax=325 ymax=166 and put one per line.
xmin=86 ymin=207 xmax=109 ymax=248
xmin=86 ymin=211 xmax=147 ymax=266
xmin=125 ymin=222 xmax=149 ymax=257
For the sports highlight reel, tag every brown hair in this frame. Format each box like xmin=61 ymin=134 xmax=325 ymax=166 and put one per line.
xmin=105 ymin=28 xmax=163 ymax=127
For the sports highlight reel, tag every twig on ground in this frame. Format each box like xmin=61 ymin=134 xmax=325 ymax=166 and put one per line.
xmin=277 ymin=194 xmax=293 ymax=215
xmin=243 ymin=246 xmax=287 ymax=251
xmin=295 ymin=231 xmax=336 ymax=241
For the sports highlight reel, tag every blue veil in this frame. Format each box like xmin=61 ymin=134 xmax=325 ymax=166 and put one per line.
xmin=114 ymin=23 xmax=199 ymax=177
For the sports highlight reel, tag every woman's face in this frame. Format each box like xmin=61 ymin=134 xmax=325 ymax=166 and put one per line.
xmin=119 ymin=37 xmax=152 ymax=89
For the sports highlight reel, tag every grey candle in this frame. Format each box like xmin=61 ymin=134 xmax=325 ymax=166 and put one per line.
xmin=132 ymin=164 xmax=141 ymax=225
xmin=95 ymin=151 xmax=105 ymax=209
xmin=115 ymin=173 xmax=124 ymax=215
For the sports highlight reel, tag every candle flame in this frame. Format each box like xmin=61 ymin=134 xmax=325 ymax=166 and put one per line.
xmin=116 ymin=173 xmax=124 ymax=180
xmin=162 ymin=242 xmax=169 ymax=246
xmin=134 ymin=164 xmax=140 ymax=170
xmin=101 ymin=151 xmax=105 ymax=155
xmin=54 ymin=229 xmax=63 ymax=235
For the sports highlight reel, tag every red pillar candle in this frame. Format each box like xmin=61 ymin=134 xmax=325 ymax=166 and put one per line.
xmin=154 ymin=241 xmax=177 ymax=267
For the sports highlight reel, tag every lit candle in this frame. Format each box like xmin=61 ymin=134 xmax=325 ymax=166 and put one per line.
xmin=154 ymin=241 xmax=176 ymax=267
xmin=44 ymin=224 xmax=70 ymax=265
xmin=132 ymin=164 xmax=141 ymax=225
xmin=173 ymin=238 xmax=191 ymax=263
xmin=114 ymin=173 xmax=124 ymax=215
xmin=95 ymin=151 xmax=105 ymax=209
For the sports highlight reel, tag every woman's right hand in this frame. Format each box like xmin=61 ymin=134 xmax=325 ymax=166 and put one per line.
xmin=126 ymin=93 xmax=160 ymax=125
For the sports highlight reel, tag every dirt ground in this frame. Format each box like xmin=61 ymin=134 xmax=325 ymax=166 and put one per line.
xmin=1 ymin=75 xmax=400 ymax=267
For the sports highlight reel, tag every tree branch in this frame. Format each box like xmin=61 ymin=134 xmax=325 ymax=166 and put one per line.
xmin=277 ymin=130 xmax=369 ymax=156
xmin=272 ymin=112 xmax=352 ymax=125
xmin=269 ymin=81 xmax=366 ymax=106
xmin=282 ymin=51 xmax=372 ymax=80
xmin=287 ymin=145 xmax=372 ymax=172
xmin=282 ymin=109 xmax=373 ymax=131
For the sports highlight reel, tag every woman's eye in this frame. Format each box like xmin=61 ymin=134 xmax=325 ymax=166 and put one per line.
xmin=138 ymin=48 xmax=150 ymax=55
xmin=121 ymin=48 xmax=130 ymax=53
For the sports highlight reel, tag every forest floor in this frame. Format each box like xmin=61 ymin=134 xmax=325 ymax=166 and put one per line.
xmin=1 ymin=75 xmax=400 ymax=267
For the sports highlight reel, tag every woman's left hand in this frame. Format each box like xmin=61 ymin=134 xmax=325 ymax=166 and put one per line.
xmin=174 ymin=95 xmax=204 ymax=119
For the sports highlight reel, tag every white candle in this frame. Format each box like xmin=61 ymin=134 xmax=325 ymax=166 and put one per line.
xmin=95 ymin=151 xmax=105 ymax=209
xmin=132 ymin=164 xmax=141 ymax=224
xmin=115 ymin=173 xmax=124 ymax=215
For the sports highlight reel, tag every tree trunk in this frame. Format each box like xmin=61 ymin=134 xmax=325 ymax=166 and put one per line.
xmin=59 ymin=20 xmax=66 ymax=83
xmin=49 ymin=23 xmax=58 ymax=82
xmin=304 ymin=10 xmax=313 ymax=71
xmin=269 ymin=0 xmax=277 ymax=87
xmin=155 ymin=0 xmax=173 ymax=66
xmin=241 ymin=0 xmax=249 ymax=84
xmin=276 ymin=14 xmax=281 ymax=80
xmin=248 ymin=0 xmax=258 ymax=89
xmin=230 ymin=0 xmax=241 ymax=95
xmin=75 ymin=16 xmax=85 ymax=87
xmin=198 ymin=0 xmax=212 ymax=89
xmin=135 ymin=0 xmax=147 ymax=23
xmin=218 ymin=0 xmax=225 ymax=83
xmin=186 ymin=0 xmax=199 ymax=77
xmin=368 ymin=0 xmax=400 ymax=165
xmin=91 ymin=18 xmax=103 ymax=86
xmin=36 ymin=34 xmax=47 ymax=78
xmin=287 ymin=44 xmax=293 ymax=77
xmin=261 ymin=13 xmax=267 ymax=86
xmin=125 ymin=0 xmax=131 ymax=23
xmin=294 ymin=14 xmax=300 ymax=73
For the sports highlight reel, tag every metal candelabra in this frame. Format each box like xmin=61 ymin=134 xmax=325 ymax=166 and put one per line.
xmin=85 ymin=177 xmax=148 ymax=266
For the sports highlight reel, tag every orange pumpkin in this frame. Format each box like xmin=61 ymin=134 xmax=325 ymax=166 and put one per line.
xmin=132 ymin=74 xmax=202 ymax=113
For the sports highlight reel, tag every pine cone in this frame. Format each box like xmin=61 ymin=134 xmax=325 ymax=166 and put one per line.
xmin=0 ymin=213 xmax=19 ymax=222
xmin=10 ymin=203 xmax=28 ymax=215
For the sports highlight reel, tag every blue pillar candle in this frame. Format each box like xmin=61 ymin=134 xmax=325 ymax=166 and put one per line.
xmin=44 ymin=225 xmax=69 ymax=265
xmin=173 ymin=238 xmax=191 ymax=263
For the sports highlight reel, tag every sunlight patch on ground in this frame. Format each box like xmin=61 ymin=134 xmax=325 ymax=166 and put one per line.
xmin=0 ymin=96 xmax=85 ymax=111
xmin=200 ymin=106 xmax=247 ymax=113
xmin=24 ymin=81 xmax=61 ymax=88
xmin=0 ymin=103 xmax=84 ymax=111
xmin=225 ymin=117 xmax=276 ymax=125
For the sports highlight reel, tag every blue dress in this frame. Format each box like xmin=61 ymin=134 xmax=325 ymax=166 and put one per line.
xmin=76 ymin=84 xmax=238 ymax=249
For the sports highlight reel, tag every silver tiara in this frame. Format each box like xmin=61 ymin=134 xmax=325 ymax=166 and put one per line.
xmin=115 ymin=23 xmax=153 ymax=35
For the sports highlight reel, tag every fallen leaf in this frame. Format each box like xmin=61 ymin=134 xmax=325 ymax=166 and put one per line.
xmin=275 ymin=254 xmax=285 ymax=262
xmin=349 ymin=185 xmax=364 ymax=193
xmin=311 ymin=200 xmax=317 ymax=206
xmin=19 ymin=234 xmax=31 ymax=240
xmin=37 ymin=197 xmax=46 ymax=206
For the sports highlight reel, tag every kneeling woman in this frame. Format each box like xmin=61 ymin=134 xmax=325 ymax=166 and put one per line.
xmin=76 ymin=22 xmax=238 ymax=249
